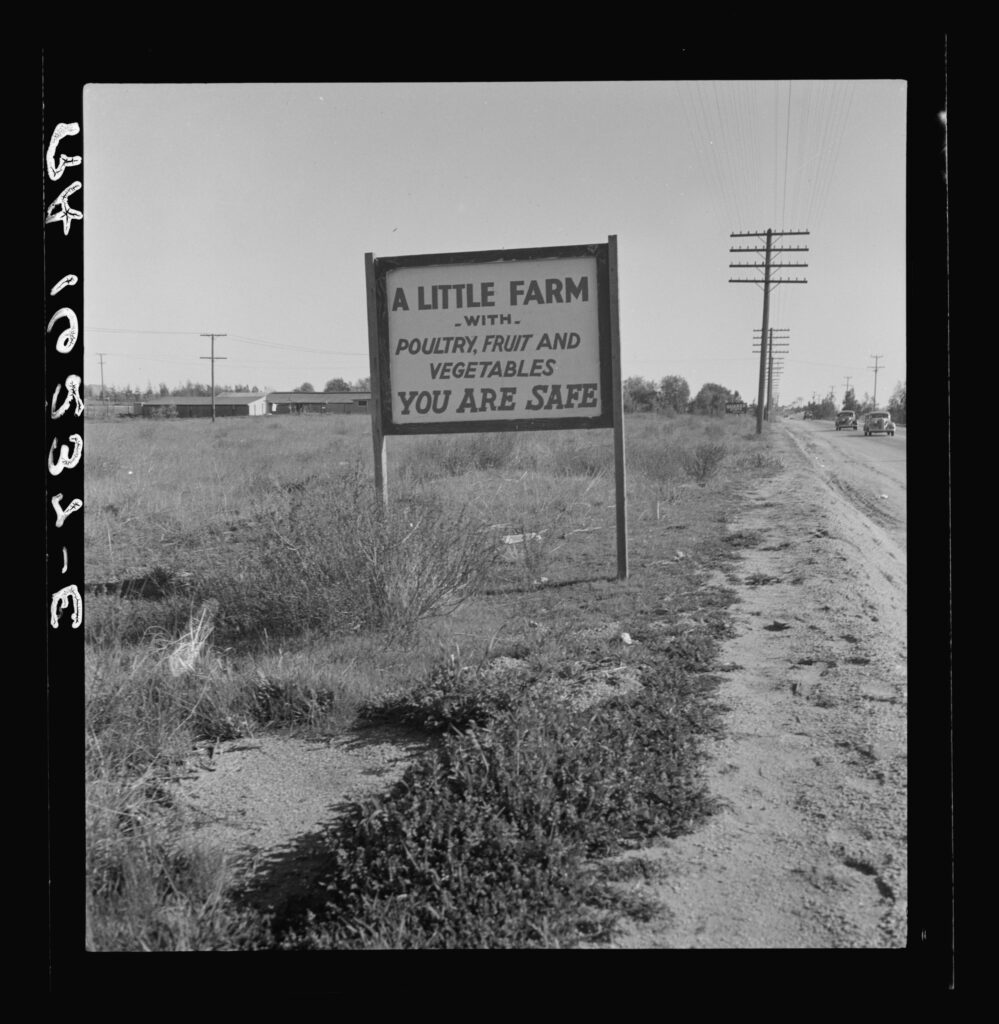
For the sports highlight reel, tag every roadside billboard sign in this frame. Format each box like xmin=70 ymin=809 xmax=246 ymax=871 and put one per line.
xmin=367 ymin=243 xmax=616 ymax=435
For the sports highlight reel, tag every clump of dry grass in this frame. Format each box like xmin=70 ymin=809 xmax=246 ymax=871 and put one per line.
xmin=157 ymin=599 xmax=219 ymax=677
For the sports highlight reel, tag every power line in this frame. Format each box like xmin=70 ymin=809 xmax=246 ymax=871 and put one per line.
xmin=781 ymin=81 xmax=793 ymax=228
xmin=86 ymin=327 xmax=202 ymax=336
xmin=85 ymin=326 xmax=365 ymax=358
xmin=809 ymin=82 xmax=856 ymax=232
xmin=228 ymin=333 xmax=367 ymax=357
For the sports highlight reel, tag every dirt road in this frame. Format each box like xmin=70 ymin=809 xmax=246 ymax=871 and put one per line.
xmin=594 ymin=417 xmax=908 ymax=947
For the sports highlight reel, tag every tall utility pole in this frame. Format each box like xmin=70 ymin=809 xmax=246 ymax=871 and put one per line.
xmin=753 ymin=327 xmax=789 ymax=421
xmin=868 ymin=354 xmax=884 ymax=409
xmin=200 ymin=333 xmax=227 ymax=423
xmin=731 ymin=229 xmax=809 ymax=434
xmin=96 ymin=353 xmax=107 ymax=400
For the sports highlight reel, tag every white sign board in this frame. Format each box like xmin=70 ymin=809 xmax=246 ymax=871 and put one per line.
xmin=368 ymin=244 xmax=615 ymax=435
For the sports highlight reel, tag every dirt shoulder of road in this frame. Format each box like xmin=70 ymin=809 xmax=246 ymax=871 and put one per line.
xmin=584 ymin=422 xmax=908 ymax=947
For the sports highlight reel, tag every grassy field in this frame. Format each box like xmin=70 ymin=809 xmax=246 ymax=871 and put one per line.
xmin=84 ymin=410 xmax=784 ymax=949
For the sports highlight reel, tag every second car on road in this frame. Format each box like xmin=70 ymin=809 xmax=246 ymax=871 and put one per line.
xmin=863 ymin=411 xmax=896 ymax=437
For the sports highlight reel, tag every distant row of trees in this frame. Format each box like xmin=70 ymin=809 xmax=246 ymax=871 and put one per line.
xmin=294 ymin=377 xmax=371 ymax=394
xmin=623 ymin=375 xmax=744 ymax=417
xmin=81 ymin=377 xmax=374 ymax=402
xmin=82 ymin=381 xmax=264 ymax=402
xmin=793 ymin=379 xmax=906 ymax=424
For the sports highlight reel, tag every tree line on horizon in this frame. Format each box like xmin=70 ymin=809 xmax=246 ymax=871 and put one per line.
xmin=81 ymin=377 xmax=372 ymax=402
xmin=795 ymin=380 xmax=906 ymax=424
xmin=623 ymin=375 xmax=744 ymax=416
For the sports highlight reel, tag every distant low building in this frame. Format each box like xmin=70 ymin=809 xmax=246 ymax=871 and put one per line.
xmin=139 ymin=393 xmax=268 ymax=418
xmin=266 ymin=391 xmax=371 ymax=415
xmin=85 ymin=401 xmax=142 ymax=418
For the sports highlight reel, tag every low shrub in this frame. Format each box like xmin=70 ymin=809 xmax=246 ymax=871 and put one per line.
xmin=551 ymin=438 xmax=613 ymax=478
xmin=401 ymin=433 xmax=520 ymax=483
xmin=193 ymin=467 xmax=499 ymax=642
xmin=629 ymin=444 xmax=686 ymax=486
xmin=681 ymin=443 xmax=727 ymax=485
xmin=250 ymin=675 xmax=342 ymax=729
xmin=736 ymin=450 xmax=785 ymax=473
xmin=443 ymin=433 xmax=518 ymax=474
xmin=362 ymin=653 xmax=538 ymax=733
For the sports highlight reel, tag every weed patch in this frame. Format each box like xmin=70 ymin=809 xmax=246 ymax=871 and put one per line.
xmin=86 ymin=790 xmax=262 ymax=951
xmin=362 ymin=654 xmax=537 ymax=733
xmin=191 ymin=468 xmax=499 ymax=642
xmin=725 ymin=529 xmax=766 ymax=549
xmin=681 ymin=443 xmax=727 ymax=486
xmin=276 ymin=663 xmax=718 ymax=948
xmin=736 ymin=450 xmax=785 ymax=473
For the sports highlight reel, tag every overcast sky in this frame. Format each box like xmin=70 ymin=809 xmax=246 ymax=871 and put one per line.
xmin=83 ymin=80 xmax=908 ymax=408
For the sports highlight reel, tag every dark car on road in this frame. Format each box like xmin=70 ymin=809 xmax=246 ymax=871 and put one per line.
xmin=863 ymin=411 xmax=895 ymax=436
xmin=835 ymin=410 xmax=858 ymax=430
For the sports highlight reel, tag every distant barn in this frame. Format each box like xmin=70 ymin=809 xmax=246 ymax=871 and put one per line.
xmin=266 ymin=392 xmax=371 ymax=415
xmin=139 ymin=394 xmax=268 ymax=418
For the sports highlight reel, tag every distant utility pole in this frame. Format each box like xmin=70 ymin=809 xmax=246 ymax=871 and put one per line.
xmin=96 ymin=352 xmax=107 ymax=400
xmin=868 ymin=354 xmax=884 ymax=409
xmin=731 ymin=229 xmax=809 ymax=434
xmin=753 ymin=327 xmax=789 ymax=422
xmin=200 ymin=333 xmax=228 ymax=423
